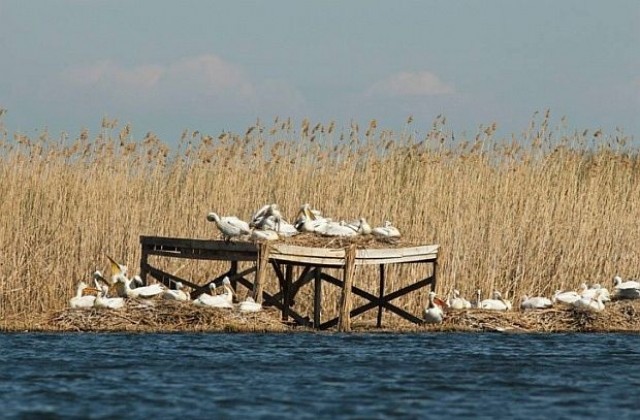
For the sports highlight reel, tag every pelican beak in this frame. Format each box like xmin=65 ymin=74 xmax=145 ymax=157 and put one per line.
xmin=304 ymin=207 xmax=314 ymax=221
xmin=106 ymin=255 xmax=123 ymax=275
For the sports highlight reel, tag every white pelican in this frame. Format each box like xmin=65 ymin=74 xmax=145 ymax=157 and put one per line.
xmin=69 ymin=281 xmax=96 ymax=309
xmin=194 ymin=277 xmax=235 ymax=308
xmin=553 ymin=290 xmax=581 ymax=306
xmin=207 ymin=212 xmax=251 ymax=242
xmin=372 ymin=221 xmax=401 ymax=239
xmin=480 ymin=290 xmax=512 ymax=311
xmin=580 ymin=283 xmax=611 ymax=302
xmin=447 ymin=289 xmax=472 ymax=310
xmin=423 ymin=291 xmax=445 ymax=324
xmin=345 ymin=218 xmax=372 ymax=235
xmin=250 ymin=204 xmax=286 ymax=232
xmin=119 ymin=276 xmax=165 ymax=298
xmin=318 ymin=220 xmax=358 ymax=237
xmin=295 ymin=206 xmax=331 ymax=233
xmin=162 ymin=282 xmax=189 ymax=301
xmin=250 ymin=229 xmax=280 ymax=241
xmin=94 ymin=285 xmax=125 ymax=310
xmin=238 ymin=296 xmax=262 ymax=313
xmin=572 ymin=290 xmax=606 ymax=313
xmin=520 ymin=295 xmax=553 ymax=310
xmin=612 ymin=276 xmax=640 ymax=299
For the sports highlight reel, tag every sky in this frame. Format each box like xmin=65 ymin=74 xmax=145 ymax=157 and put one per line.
xmin=1 ymin=0 xmax=638 ymax=144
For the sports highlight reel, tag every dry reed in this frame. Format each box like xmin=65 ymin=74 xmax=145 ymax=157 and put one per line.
xmin=1 ymin=112 xmax=639 ymax=331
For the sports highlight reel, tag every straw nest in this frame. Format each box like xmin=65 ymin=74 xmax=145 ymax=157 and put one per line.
xmin=45 ymin=300 xmax=289 ymax=333
xmin=258 ymin=232 xmax=412 ymax=249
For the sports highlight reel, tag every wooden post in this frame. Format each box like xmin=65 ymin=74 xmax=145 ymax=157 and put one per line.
xmin=313 ymin=268 xmax=322 ymax=328
xmin=377 ymin=264 xmax=385 ymax=328
xmin=282 ymin=264 xmax=293 ymax=322
xmin=338 ymin=244 xmax=357 ymax=332
xmin=139 ymin=248 xmax=149 ymax=286
xmin=253 ymin=242 xmax=271 ymax=304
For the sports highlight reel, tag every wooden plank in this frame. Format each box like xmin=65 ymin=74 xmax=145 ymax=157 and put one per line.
xmin=268 ymin=254 xmax=346 ymax=266
xmin=355 ymin=244 xmax=439 ymax=259
xmin=271 ymin=244 xmax=346 ymax=258
xmin=355 ymin=254 xmax=438 ymax=265
xmin=140 ymin=236 xmax=259 ymax=253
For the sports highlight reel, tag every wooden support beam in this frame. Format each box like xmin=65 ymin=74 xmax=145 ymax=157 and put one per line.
xmin=377 ymin=264 xmax=385 ymax=328
xmin=314 ymin=268 xmax=322 ymax=328
xmin=253 ymin=242 xmax=271 ymax=304
xmin=338 ymin=244 xmax=357 ymax=332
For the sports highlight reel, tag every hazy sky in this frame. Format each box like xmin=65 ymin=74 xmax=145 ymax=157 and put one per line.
xmin=1 ymin=1 xmax=638 ymax=143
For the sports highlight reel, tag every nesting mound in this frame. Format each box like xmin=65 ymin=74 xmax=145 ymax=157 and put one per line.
xmin=46 ymin=299 xmax=289 ymax=333
xmin=262 ymin=232 xmax=413 ymax=249
xmin=422 ymin=299 xmax=640 ymax=333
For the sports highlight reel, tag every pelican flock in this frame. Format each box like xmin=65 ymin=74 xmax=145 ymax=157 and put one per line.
xmin=207 ymin=203 xmax=401 ymax=241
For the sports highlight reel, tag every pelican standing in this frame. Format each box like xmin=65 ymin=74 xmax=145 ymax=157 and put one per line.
xmin=162 ymin=281 xmax=189 ymax=301
xmin=207 ymin=212 xmax=251 ymax=242
xmin=69 ymin=281 xmax=96 ymax=309
xmin=424 ymin=291 xmax=445 ymax=323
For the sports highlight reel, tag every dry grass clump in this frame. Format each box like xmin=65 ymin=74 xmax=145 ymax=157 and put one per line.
xmin=1 ymin=112 xmax=639 ymax=332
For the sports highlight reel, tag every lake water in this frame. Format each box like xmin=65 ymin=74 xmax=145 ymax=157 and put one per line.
xmin=0 ymin=332 xmax=639 ymax=419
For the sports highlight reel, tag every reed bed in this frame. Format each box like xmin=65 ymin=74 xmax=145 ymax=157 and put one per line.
xmin=1 ymin=112 xmax=639 ymax=331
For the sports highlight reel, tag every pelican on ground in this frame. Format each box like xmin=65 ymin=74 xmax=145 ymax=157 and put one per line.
xmin=612 ymin=276 xmax=640 ymax=299
xmin=194 ymin=277 xmax=235 ymax=309
xmin=162 ymin=281 xmax=189 ymax=301
xmin=520 ymin=295 xmax=553 ymax=310
xmin=94 ymin=285 xmax=125 ymax=310
xmin=447 ymin=289 xmax=472 ymax=310
xmin=553 ymin=290 xmax=582 ymax=306
xmin=424 ymin=291 xmax=445 ymax=324
xmin=480 ymin=291 xmax=512 ymax=311
xmin=571 ymin=290 xmax=606 ymax=313
xmin=120 ymin=275 xmax=165 ymax=298
xmin=238 ymin=296 xmax=262 ymax=313
xmin=69 ymin=281 xmax=96 ymax=309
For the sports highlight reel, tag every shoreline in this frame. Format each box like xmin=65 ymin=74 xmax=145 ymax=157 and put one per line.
xmin=2 ymin=299 xmax=639 ymax=334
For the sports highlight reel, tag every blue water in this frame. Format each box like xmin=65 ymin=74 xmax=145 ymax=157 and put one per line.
xmin=0 ymin=333 xmax=639 ymax=419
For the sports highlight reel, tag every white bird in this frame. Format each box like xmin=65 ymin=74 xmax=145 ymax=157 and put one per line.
xmin=553 ymin=290 xmax=582 ymax=306
xmin=250 ymin=204 xmax=290 ymax=233
xmin=238 ymin=296 xmax=262 ymax=313
xmin=295 ymin=206 xmax=331 ymax=233
xmin=613 ymin=275 xmax=640 ymax=290
xmin=345 ymin=218 xmax=372 ymax=235
xmin=120 ymin=275 xmax=165 ymax=298
xmin=480 ymin=290 xmax=512 ymax=311
xmin=447 ymin=289 xmax=472 ymax=310
xmin=612 ymin=276 xmax=640 ymax=299
xmin=372 ymin=221 xmax=401 ymax=239
xmin=580 ymin=283 xmax=611 ymax=302
xmin=520 ymin=295 xmax=553 ymax=310
xmin=318 ymin=220 xmax=359 ymax=237
xmin=194 ymin=277 xmax=235 ymax=309
xmin=207 ymin=212 xmax=251 ymax=242
xmin=424 ymin=291 xmax=445 ymax=323
xmin=162 ymin=281 xmax=189 ymax=301
xmin=250 ymin=229 xmax=280 ymax=241
xmin=69 ymin=281 xmax=96 ymax=309
xmin=94 ymin=285 xmax=125 ymax=310
xmin=572 ymin=290 xmax=606 ymax=313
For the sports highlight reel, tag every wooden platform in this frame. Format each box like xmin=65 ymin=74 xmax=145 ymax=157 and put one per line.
xmin=139 ymin=236 xmax=439 ymax=331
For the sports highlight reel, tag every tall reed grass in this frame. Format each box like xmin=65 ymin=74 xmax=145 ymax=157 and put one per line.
xmin=1 ymin=112 xmax=638 ymax=325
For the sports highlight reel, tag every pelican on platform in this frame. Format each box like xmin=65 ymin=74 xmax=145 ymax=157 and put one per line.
xmin=372 ymin=221 xmax=401 ymax=239
xmin=345 ymin=218 xmax=372 ymax=235
xmin=250 ymin=204 xmax=284 ymax=231
xmin=162 ymin=281 xmax=189 ymax=301
xmin=207 ymin=212 xmax=251 ymax=242
xmin=424 ymin=291 xmax=445 ymax=324
xmin=318 ymin=220 xmax=359 ymax=237
xmin=69 ymin=281 xmax=96 ymax=309
xmin=250 ymin=229 xmax=280 ymax=241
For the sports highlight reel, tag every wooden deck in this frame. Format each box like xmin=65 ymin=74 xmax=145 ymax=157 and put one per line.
xmin=139 ymin=236 xmax=439 ymax=331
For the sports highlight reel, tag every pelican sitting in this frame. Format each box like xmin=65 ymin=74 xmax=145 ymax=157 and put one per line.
xmin=94 ymin=285 xmax=125 ymax=310
xmin=424 ymin=291 xmax=445 ymax=323
xmin=251 ymin=229 xmax=280 ymax=241
xmin=553 ymin=290 xmax=581 ymax=306
xmin=447 ymin=289 xmax=472 ymax=310
xmin=318 ymin=220 xmax=359 ymax=237
xmin=238 ymin=296 xmax=262 ymax=313
xmin=571 ymin=290 xmax=606 ymax=313
xmin=345 ymin=218 xmax=372 ymax=235
xmin=250 ymin=204 xmax=286 ymax=232
xmin=120 ymin=276 xmax=165 ymax=298
xmin=69 ymin=281 xmax=96 ymax=309
xmin=207 ymin=212 xmax=251 ymax=242
xmin=480 ymin=290 xmax=512 ymax=311
xmin=162 ymin=281 xmax=189 ymax=301
xmin=520 ymin=295 xmax=553 ymax=310
xmin=613 ymin=276 xmax=640 ymax=299
xmin=372 ymin=221 xmax=401 ymax=239
xmin=295 ymin=206 xmax=330 ymax=233
xmin=580 ymin=283 xmax=611 ymax=302
xmin=194 ymin=277 xmax=235 ymax=308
